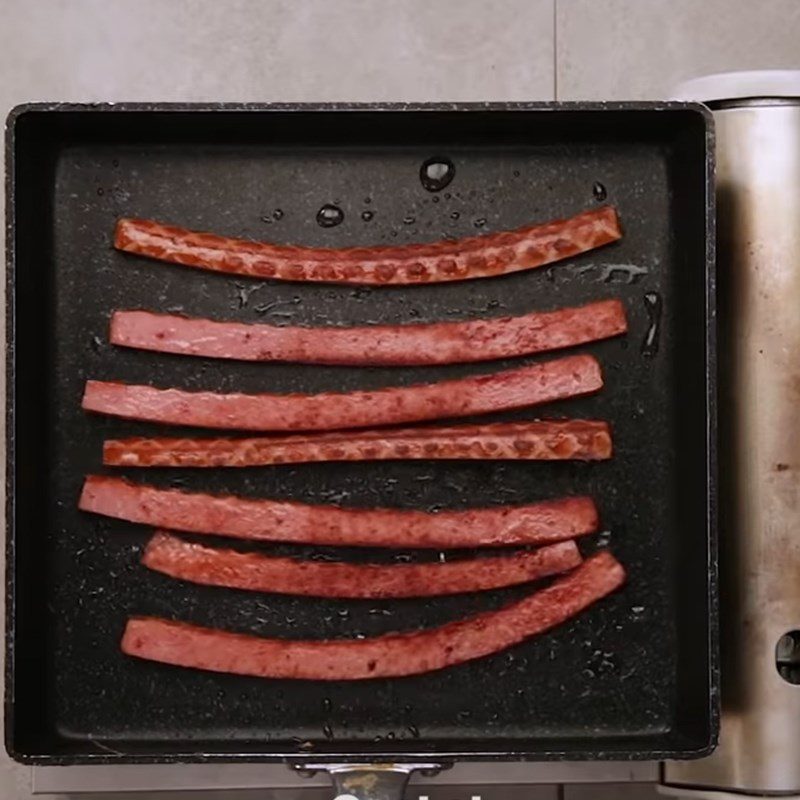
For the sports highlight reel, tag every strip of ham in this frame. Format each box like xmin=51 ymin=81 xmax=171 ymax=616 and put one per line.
xmin=121 ymin=552 xmax=625 ymax=679
xmin=109 ymin=299 xmax=627 ymax=366
xmin=103 ymin=420 xmax=613 ymax=467
xmin=81 ymin=354 xmax=602 ymax=432
xmin=114 ymin=206 xmax=622 ymax=285
xmin=142 ymin=532 xmax=583 ymax=597
xmin=79 ymin=475 xmax=599 ymax=548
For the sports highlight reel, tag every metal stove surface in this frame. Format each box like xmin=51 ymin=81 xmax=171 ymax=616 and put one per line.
xmin=32 ymin=760 xmax=659 ymax=796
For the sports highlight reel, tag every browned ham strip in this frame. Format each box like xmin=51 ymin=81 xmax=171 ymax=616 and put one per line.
xmin=81 ymin=354 xmax=603 ymax=432
xmin=109 ymin=299 xmax=627 ymax=365
xmin=103 ymin=420 xmax=613 ymax=467
xmin=79 ymin=475 xmax=599 ymax=549
xmin=114 ymin=206 xmax=622 ymax=285
xmin=121 ymin=552 xmax=625 ymax=679
xmin=142 ymin=531 xmax=583 ymax=597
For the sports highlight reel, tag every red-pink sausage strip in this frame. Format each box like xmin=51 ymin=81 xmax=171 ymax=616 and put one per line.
xmin=109 ymin=299 xmax=627 ymax=366
xmin=114 ymin=207 xmax=622 ymax=286
xmin=79 ymin=475 xmax=599 ymax=549
xmin=82 ymin=354 xmax=602 ymax=432
xmin=104 ymin=420 xmax=612 ymax=468
xmin=121 ymin=552 xmax=625 ymax=680
xmin=142 ymin=531 xmax=583 ymax=598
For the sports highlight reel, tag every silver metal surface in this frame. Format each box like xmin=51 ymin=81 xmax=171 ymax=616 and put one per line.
xmin=660 ymin=787 xmax=800 ymax=800
xmin=664 ymin=99 xmax=800 ymax=794
xmin=31 ymin=760 xmax=660 ymax=794
xmin=295 ymin=763 xmax=445 ymax=800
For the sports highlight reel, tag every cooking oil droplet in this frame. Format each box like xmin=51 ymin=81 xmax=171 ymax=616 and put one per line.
xmin=444 ymin=192 xmax=452 ymax=199
xmin=513 ymin=170 xmax=521 ymax=178
xmin=420 ymin=156 xmax=455 ymax=192
xmin=641 ymin=291 xmax=662 ymax=358
xmin=593 ymin=181 xmax=607 ymax=202
xmin=361 ymin=210 xmax=374 ymax=222
xmin=432 ymin=196 xmax=440 ymax=203
xmin=596 ymin=530 xmax=612 ymax=547
xmin=390 ymin=230 xmax=398 ymax=237
xmin=322 ymin=724 xmax=334 ymax=740
xmin=273 ymin=208 xmax=284 ymax=220
xmin=322 ymin=697 xmax=332 ymax=712
xmin=316 ymin=204 xmax=344 ymax=228
xmin=364 ymin=196 xmax=372 ymax=204
xmin=473 ymin=218 xmax=487 ymax=228
xmin=450 ymin=211 xmax=460 ymax=220
xmin=406 ymin=724 xmax=420 ymax=738
xmin=545 ymin=267 xmax=555 ymax=282
xmin=403 ymin=215 xmax=415 ymax=225
xmin=96 ymin=187 xmax=104 ymax=196
xmin=260 ymin=215 xmax=272 ymax=224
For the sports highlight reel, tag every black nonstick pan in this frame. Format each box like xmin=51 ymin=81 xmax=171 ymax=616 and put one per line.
xmin=5 ymin=103 xmax=717 ymax=767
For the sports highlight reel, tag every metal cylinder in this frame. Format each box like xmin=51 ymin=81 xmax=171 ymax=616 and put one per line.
xmin=665 ymin=98 xmax=800 ymax=795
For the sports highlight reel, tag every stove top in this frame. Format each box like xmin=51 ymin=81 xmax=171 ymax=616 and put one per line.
xmin=32 ymin=760 xmax=659 ymax=795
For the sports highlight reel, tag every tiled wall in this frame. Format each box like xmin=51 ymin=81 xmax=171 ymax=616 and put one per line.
xmin=3 ymin=0 xmax=800 ymax=117
xmin=2 ymin=1 xmax=799 ymax=798
xmin=556 ymin=0 xmax=800 ymax=99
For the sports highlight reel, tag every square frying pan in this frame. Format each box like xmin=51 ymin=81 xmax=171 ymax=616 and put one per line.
xmin=5 ymin=103 xmax=717 ymax=764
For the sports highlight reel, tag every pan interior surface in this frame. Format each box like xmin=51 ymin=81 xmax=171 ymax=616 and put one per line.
xmin=5 ymin=105 xmax=715 ymax=762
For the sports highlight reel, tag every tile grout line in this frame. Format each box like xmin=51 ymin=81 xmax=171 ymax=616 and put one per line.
xmin=553 ymin=0 xmax=558 ymax=100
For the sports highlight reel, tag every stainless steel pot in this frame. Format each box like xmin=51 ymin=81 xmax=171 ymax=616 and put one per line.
xmin=666 ymin=72 xmax=800 ymax=797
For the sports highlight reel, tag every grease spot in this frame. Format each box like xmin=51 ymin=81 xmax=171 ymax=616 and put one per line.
xmin=641 ymin=291 xmax=663 ymax=358
xmin=317 ymin=204 xmax=344 ymax=228
xmin=419 ymin=156 xmax=455 ymax=192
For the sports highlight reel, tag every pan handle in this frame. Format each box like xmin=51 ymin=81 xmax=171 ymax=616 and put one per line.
xmin=293 ymin=762 xmax=449 ymax=800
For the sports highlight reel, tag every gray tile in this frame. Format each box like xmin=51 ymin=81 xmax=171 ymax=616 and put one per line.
xmin=556 ymin=0 xmax=800 ymax=100
xmin=564 ymin=782 xmax=661 ymax=800
xmin=0 ymin=757 xmax=30 ymax=799
xmin=0 ymin=0 xmax=554 ymax=118
xmin=57 ymin=792 xmax=329 ymax=800
xmin=32 ymin=761 xmax=657 ymax=794
xmin=51 ymin=789 xmax=556 ymax=800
